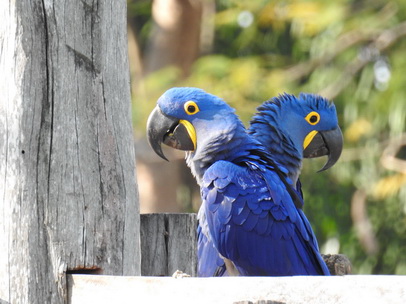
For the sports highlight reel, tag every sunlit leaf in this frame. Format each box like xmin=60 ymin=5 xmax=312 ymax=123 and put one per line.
xmin=373 ymin=174 xmax=406 ymax=199
xmin=345 ymin=118 xmax=373 ymax=142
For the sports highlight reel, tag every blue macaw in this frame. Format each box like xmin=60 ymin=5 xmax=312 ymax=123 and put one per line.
xmin=147 ymin=87 xmax=339 ymax=276
xmin=197 ymin=92 xmax=343 ymax=276
xmin=249 ymin=92 xmax=343 ymax=188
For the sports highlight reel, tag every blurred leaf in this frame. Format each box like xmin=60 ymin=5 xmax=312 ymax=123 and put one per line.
xmin=373 ymin=174 xmax=406 ymax=199
xmin=345 ymin=118 xmax=373 ymax=142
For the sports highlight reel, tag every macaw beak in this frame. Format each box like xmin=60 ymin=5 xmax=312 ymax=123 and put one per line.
xmin=303 ymin=127 xmax=343 ymax=172
xmin=146 ymin=106 xmax=196 ymax=161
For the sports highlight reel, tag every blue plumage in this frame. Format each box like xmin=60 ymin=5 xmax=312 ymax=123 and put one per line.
xmin=201 ymin=160 xmax=327 ymax=275
xmin=146 ymin=88 xmax=337 ymax=276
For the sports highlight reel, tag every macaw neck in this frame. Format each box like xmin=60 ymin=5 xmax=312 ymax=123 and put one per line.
xmin=185 ymin=117 xmax=261 ymax=185
xmin=249 ymin=113 xmax=302 ymax=185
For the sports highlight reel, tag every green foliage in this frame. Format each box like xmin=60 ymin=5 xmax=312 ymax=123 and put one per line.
xmin=130 ymin=0 xmax=406 ymax=274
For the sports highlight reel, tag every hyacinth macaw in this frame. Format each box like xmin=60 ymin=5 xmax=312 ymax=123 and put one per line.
xmin=147 ymin=87 xmax=339 ymax=276
xmin=249 ymin=92 xmax=343 ymax=188
xmin=196 ymin=92 xmax=343 ymax=276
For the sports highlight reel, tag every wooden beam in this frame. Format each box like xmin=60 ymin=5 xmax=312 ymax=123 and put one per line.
xmin=68 ymin=274 xmax=406 ymax=304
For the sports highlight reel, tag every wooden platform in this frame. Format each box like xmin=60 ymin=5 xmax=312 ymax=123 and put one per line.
xmin=68 ymin=274 xmax=406 ymax=304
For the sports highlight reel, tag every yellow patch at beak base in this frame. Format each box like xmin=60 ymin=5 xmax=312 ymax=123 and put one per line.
xmin=303 ymin=130 xmax=319 ymax=149
xmin=179 ymin=119 xmax=197 ymax=150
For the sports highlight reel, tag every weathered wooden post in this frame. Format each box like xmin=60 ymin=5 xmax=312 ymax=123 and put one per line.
xmin=0 ymin=1 xmax=140 ymax=303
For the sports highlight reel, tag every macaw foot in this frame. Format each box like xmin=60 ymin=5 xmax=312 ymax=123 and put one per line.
xmin=223 ymin=258 xmax=240 ymax=276
xmin=172 ymin=270 xmax=191 ymax=278
xmin=321 ymin=254 xmax=352 ymax=275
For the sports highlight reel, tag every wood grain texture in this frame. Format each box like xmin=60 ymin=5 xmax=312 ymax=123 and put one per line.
xmin=0 ymin=1 xmax=140 ymax=303
xmin=141 ymin=213 xmax=197 ymax=277
xmin=167 ymin=213 xmax=197 ymax=276
xmin=140 ymin=213 xmax=168 ymax=276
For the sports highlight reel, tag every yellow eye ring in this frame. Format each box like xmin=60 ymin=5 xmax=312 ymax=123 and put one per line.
xmin=184 ymin=101 xmax=200 ymax=115
xmin=305 ymin=111 xmax=320 ymax=125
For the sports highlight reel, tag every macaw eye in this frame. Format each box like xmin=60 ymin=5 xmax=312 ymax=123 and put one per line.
xmin=305 ymin=111 xmax=320 ymax=125
xmin=184 ymin=101 xmax=200 ymax=115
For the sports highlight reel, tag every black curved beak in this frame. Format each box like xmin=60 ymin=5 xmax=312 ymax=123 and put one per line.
xmin=303 ymin=127 xmax=343 ymax=172
xmin=146 ymin=106 xmax=195 ymax=161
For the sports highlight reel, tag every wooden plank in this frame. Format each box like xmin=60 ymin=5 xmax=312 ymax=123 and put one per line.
xmin=68 ymin=275 xmax=406 ymax=304
xmin=140 ymin=214 xmax=168 ymax=276
xmin=167 ymin=213 xmax=197 ymax=276
xmin=141 ymin=213 xmax=197 ymax=276
xmin=0 ymin=1 xmax=140 ymax=303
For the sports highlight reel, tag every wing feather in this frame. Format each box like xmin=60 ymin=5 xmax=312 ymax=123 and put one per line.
xmin=200 ymin=160 xmax=329 ymax=276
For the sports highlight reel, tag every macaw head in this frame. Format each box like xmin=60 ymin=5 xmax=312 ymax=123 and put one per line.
xmin=147 ymin=87 xmax=237 ymax=161
xmin=250 ymin=93 xmax=343 ymax=172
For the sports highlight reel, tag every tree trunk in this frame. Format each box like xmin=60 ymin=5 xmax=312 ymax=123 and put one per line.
xmin=0 ymin=1 xmax=140 ymax=303
xmin=144 ymin=0 xmax=203 ymax=76
xmin=133 ymin=0 xmax=203 ymax=213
